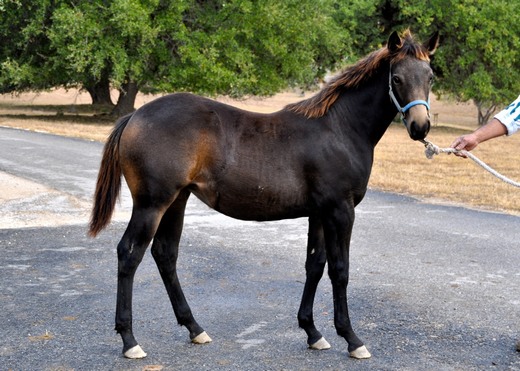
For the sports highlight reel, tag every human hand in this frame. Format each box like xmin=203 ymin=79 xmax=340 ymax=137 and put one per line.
xmin=450 ymin=133 xmax=479 ymax=158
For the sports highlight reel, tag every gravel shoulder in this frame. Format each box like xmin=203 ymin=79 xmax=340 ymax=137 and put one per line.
xmin=0 ymin=170 xmax=130 ymax=229
xmin=0 ymin=171 xmax=88 ymax=228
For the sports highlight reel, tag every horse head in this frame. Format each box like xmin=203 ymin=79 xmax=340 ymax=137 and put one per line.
xmin=387 ymin=30 xmax=439 ymax=141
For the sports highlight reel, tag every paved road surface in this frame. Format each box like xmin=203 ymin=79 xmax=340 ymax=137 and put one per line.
xmin=0 ymin=127 xmax=519 ymax=370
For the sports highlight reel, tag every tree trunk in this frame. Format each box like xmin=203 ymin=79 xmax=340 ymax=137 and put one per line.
xmin=112 ymin=81 xmax=138 ymax=117
xmin=84 ymin=71 xmax=114 ymax=107
xmin=475 ymin=100 xmax=497 ymax=126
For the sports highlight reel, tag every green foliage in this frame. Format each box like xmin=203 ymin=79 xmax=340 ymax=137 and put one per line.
xmin=331 ymin=0 xmax=384 ymax=60
xmin=45 ymin=0 xmax=349 ymax=99
xmin=0 ymin=0 xmax=61 ymax=92
xmin=48 ymin=0 xmax=162 ymax=86
xmin=1 ymin=0 xmax=518 ymax=122
xmin=434 ymin=1 xmax=518 ymax=93
xmin=158 ymin=0 xmax=346 ymax=96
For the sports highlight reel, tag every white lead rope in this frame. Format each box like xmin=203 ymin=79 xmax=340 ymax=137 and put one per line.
xmin=420 ymin=139 xmax=520 ymax=188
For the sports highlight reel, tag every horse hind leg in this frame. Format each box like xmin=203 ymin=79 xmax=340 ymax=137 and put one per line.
xmin=150 ymin=189 xmax=211 ymax=345
xmin=115 ymin=206 xmax=165 ymax=359
xmin=298 ymin=216 xmax=331 ymax=351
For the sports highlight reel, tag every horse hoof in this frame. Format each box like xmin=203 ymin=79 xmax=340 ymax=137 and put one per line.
xmin=349 ymin=345 xmax=371 ymax=359
xmin=124 ymin=345 xmax=147 ymax=359
xmin=192 ymin=331 xmax=212 ymax=344
xmin=309 ymin=337 xmax=331 ymax=350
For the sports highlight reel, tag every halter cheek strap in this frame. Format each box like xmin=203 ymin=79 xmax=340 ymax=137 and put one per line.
xmin=388 ymin=73 xmax=430 ymax=123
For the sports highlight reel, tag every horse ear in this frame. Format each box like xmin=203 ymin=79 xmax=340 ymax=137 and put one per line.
xmin=424 ymin=31 xmax=440 ymax=55
xmin=387 ymin=31 xmax=401 ymax=53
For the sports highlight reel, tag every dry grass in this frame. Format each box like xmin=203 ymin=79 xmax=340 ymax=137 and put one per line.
xmin=372 ymin=124 xmax=520 ymax=215
xmin=1 ymin=89 xmax=519 ymax=215
xmin=0 ymin=116 xmax=113 ymax=142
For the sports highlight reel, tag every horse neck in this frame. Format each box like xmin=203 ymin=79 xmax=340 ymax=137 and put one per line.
xmin=331 ymin=68 xmax=397 ymax=146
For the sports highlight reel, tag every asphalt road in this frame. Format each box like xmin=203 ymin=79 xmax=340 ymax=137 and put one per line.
xmin=0 ymin=127 xmax=519 ymax=370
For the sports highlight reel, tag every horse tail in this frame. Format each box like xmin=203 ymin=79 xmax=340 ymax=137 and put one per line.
xmin=88 ymin=114 xmax=132 ymax=237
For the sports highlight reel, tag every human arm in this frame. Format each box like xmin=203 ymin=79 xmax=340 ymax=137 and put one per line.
xmin=450 ymin=118 xmax=507 ymax=155
xmin=450 ymin=95 xmax=520 ymax=157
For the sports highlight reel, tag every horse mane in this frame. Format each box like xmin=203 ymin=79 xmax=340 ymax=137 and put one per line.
xmin=285 ymin=30 xmax=432 ymax=119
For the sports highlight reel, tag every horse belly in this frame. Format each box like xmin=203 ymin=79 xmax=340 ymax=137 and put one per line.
xmin=191 ymin=174 xmax=309 ymax=221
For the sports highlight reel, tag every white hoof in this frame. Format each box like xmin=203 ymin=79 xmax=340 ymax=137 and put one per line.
xmin=124 ymin=345 xmax=147 ymax=359
xmin=309 ymin=337 xmax=331 ymax=350
xmin=192 ymin=331 xmax=212 ymax=344
xmin=349 ymin=345 xmax=371 ymax=359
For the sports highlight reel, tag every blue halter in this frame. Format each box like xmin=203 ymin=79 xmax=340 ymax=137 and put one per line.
xmin=388 ymin=72 xmax=430 ymax=124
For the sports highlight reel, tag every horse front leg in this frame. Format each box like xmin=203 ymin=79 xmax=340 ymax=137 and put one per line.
xmin=298 ymin=215 xmax=330 ymax=350
xmin=115 ymin=208 xmax=162 ymax=359
xmin=323 ymin=205 xmax=371 ymax=359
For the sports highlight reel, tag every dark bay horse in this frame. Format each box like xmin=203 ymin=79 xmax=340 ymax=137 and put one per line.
xmin=89 ymin=30 xmax=439 ymax=360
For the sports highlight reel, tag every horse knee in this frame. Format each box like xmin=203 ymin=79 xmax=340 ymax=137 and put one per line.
xmin=328 ymin=263 xmax=349 ymax=286
xmin=117 ymin=241 xmax=146 ymax=275
xmin=305 ymin=262 xmax=326 ymax=280
xmin=151 ymin=241 xmax=179 ymax=272
xmin=305 ymin=252 xmax=326 ymax=277
xmin=150 ymin=243 xmax=167 ymax=260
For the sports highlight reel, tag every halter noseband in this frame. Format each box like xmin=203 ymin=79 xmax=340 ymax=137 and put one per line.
xmin=388 ymin=72 xmax=430 ymax=125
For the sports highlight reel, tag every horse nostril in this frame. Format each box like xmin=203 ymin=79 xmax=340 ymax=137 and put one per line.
xmin=410 ymin=120 xmax=430 ymax=140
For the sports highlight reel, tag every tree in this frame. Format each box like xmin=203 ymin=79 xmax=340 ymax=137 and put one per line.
xmin=432 ymin=0 xmax=520 ymax=125
xmin=47 ymin=0 xmax=161 ymax=112
xmin=0 ymin=0 xmax=115 ymax=106
xmin=46 ymin=0 xmax=350 ymax=115
xmin=0 ymin=0 xmax=59 ymax=93
xmin=2 ymin=0 xmax=350 ymax=115
xmin=329 ymin=0 xmax=383 ymax=61
xmin=3 ymin=0 xmax=518 ymax=122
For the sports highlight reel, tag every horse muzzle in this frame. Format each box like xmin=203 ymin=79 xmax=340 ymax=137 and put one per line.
xmin=404 ymin=104 xmax=430 ymax=141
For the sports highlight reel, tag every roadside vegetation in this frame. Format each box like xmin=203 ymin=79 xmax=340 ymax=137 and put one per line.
xmin=1 ymin=1 xmax=519 ymax=122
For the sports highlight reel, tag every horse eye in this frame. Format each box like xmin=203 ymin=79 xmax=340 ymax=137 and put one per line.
xmin=429 ymin=76 xmax=435 ymax=85
xmin=392 ymin=75 xmax=401 ymax=84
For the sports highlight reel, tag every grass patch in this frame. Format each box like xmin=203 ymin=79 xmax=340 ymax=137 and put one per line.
xmin=372 ymin=124 xmax=520 ymax=215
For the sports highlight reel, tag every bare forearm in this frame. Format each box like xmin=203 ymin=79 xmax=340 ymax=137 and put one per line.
xmin=471 ymin=118 xmax=507 ymax=144
xmin=451 ymin=118 xmax=507 ymax=153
